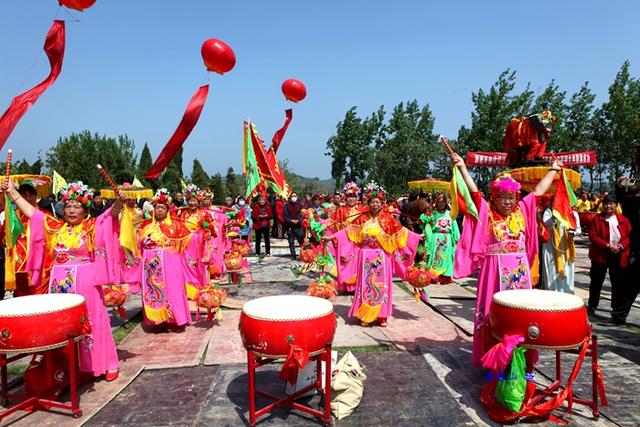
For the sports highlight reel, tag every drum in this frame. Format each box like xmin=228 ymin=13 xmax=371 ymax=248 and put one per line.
xmin=239 ymin=295 xmax=336 ymax=358
xmin=489 ymin=289 xmax=590 ymax=349
xmin=0 ymin=294 xmax=89 ymax=353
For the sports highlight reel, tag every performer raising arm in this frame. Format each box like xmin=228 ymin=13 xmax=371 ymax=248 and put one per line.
xmin=2 ymin=178 xmax=125 ymax=382
xmin=451 ymin=152 xmax=563 ymax=367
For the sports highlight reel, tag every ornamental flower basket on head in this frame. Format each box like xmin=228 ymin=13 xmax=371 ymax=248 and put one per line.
xmin=232 ymin=239 xmax=250 ymax=257
xmin=407 ymin=265 xmax=436 ymax=289
xmin=307 ymin=275 xmax=338 ymax=301
xmin=102 ymin=285 xmax=128 ymax=318
xmin=224 ymin=251 xmax=243 ymax=272
xmin=195 ymin=285 xmax=228 ymax=322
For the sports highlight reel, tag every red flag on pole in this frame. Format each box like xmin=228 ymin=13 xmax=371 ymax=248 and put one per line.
xmin=145 ymin=85 xmax=209 ymax=179
xmin=0 ymin=20 xmax=65 ymax=150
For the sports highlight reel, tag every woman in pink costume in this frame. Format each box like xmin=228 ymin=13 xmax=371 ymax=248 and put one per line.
xmin=330 ymin=183 xmax=421 ymax=327
xmin=4 ymin=180 xmax=123 ymax=381
xmin=128 ymin=189 xmax=207 ymax=329
xmin=451 ymin=153 xmax=563 ymax=366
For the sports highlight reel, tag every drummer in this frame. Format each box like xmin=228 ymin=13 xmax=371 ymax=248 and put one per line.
xmin=2 ymin=179 xmax=124 ymax=382
xmin=451 ymin=152 xmax=563 ymax=367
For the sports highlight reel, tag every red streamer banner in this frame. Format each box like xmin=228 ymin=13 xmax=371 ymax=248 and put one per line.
xmin=0 ymin=20 xmax=65 ymax=150
xmin=145 ymin=85 xmax=210 ymax=179
xmin=269 ymin=108 xmax=293 ymax=155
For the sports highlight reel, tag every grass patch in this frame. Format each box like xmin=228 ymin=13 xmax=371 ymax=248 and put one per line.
xmin=113 ymin=312 xmax=142 ymax=345
xmin=7 ymin=364 xmax=28 ymax=377
xmin=333 ymin=344 xmax=396 ymax=353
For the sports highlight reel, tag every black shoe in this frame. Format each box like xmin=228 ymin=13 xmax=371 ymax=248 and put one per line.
xmin=587 ymin=307 xmax=596 ymax=317
xmin=612 ymin=317 xmax=627 ymax=326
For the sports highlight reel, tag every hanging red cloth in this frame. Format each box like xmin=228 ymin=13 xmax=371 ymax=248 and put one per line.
xmin=269 ymin=108 xmax=293 ymax=155
xmin=145 ymin=84 xmax=209 ymax=179
xmin=0 ymin=20 xmax=65 ymax=150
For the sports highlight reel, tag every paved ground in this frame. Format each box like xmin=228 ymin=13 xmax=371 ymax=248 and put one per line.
xmin=2 ymin=237 xmax=638 ymax=426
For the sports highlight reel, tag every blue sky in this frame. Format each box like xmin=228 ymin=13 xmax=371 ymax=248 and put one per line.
xmin=1 ymin=1 xmax=638 ymax=179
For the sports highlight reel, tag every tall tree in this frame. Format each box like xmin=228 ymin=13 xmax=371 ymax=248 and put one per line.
xmin=325 ymin=106 xmax=381 ymax=188
xmin=225 ymin=166 xmax=241 ymax=199
xmin=596 ymin=60 xmax=640 ymax=180
xmin=158 ymin=147 xmax=184 ymax=193
xmin=564 ymin=82 xmax=597 ymax=189
xmin=137 ymin=143 xmax=153 ymax=188
xmin=190 ymin=158 xmax=209 ymax=188
xmin=372 ymin=100 xmax=436 ymax=195
xmin=209 ymin=173 xmax=224 ymax=204
xmin=46 ymin=130 xmax=137 ymax=186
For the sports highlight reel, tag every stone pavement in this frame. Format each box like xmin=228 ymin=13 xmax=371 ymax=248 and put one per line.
xmin=3 ymin=236 xmax=638 ymax=426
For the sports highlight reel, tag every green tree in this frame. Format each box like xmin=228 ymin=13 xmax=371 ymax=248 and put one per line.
xmin=372 ymin=100 xmax=436 ymax=195
xmin=596 ymin=60 xmax=640 ymax=181
xmin=137 ymin=143 xmax=154 ymax=188
xmin=46 ymin=130 xmax=137 ymax=187
xmin=209 ymin=173 xmax=224 ymax=204
xmin=225 ymin=166 xmax=241 ymax=199
xmin=457 ymin=69 xmax=534 ymax=189
xmin=158 ymin=147 xmax=184 ymax=194
xmin=325 ymin=106 xmax=381 ymax=188
xmin=564 ymin=82 xmax=598 ymax=189
xmin=190 ymin=158 xmax=210 ymax=188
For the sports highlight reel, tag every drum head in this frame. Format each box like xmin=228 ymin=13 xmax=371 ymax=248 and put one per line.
xmin=0 ymin=294 xmax=86 ymax=317
xmin=493 ymin=289 xmax=584 ymax=311
xmin=242 ymin=295 xmax=333 ymax=321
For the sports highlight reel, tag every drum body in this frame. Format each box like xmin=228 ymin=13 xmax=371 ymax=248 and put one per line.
xmin=0 ymin=294 xmax=89 ymax=353
xmin=239 ymin=295 xmax=336 ymax=358
xmin=489 ymin=289 xmax=590 ymax=349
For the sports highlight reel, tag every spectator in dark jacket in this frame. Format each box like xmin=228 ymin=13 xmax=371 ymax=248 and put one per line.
xmin=284 ymin=192 xmax=305 ymax=260
xmin=251 ymin=196 xmax=273 ymax=256
xmin=588 ymin=194 xmax=633 ymax=324
xmin=615 ymin=177 xmax=640 ymax=322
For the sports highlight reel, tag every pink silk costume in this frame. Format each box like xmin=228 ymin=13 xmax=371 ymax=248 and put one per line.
xmin=454 ymin=192 xmax=538 ymax=366
xmin=27 ymin=209 xmax=120 ymax=377
xmin=134 ymin=217 xmax=207 ymax=327
xmin=334 ymin=210 xmax=420 ymax=323
xmin=205 ymin=207 xmax=229 ymax=277
xmin=176 ymin=207 xmax=216 ymax=300
xmin=328 ymin=205 xmax=367 ymax=292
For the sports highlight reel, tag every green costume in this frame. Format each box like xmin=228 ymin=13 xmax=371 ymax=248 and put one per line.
xmin=421 ymin=210 xmax=460 ymax=277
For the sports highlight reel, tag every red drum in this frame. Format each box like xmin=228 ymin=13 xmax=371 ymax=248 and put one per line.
xmin=0 ymin=294 xmax=89 ymax=353
xmin=489 ymin=289 xmax=590 ymax=349
xmin=239 ymin=295 xmax=336 ymax=358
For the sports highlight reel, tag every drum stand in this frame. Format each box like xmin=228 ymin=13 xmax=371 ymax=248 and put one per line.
xmin=227 ymin=269 xmax=243 ymax=286
xmin=246 ymin=345 xmax=333 ymax=426
xmin=0 ymin=336 xmax=82 ymax=421
xmin=531 ymin=334 xmax=607 ymax=419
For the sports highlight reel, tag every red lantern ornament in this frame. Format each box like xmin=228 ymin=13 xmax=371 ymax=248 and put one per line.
xmin=58 ymin=0 xmax=96 ymax=11
xmin=201 ymin=38 xmax=236 ymax=74
xmin=407 ymin=266 xmax=435 ymax=289
xmin=281 ymin=79 xmax=307 ymax=103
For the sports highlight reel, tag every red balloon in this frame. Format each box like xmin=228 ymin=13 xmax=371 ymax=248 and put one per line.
xmin=201 ymin=38 xmax=236 ymax=74
xmin=58 ymin=0 xmax=96 ymax=11
xmin=281 ymin=79 xmax=307 ymax=103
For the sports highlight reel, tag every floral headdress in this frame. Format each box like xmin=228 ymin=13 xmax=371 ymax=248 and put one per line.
xmin=363 ymin=181 xmax=387 ymax=202
xmin=202 ymin=186 xmax=214 ymax=199
xmin=60 ymin=181 xmax=93 ymax=208
xmin=343 ymin=181 xmax=361 ymax=197
xmin=153 ymin=188 xmax=172 ymax=206
xmin=491 ymin=174 xmax=521 ymax=199
xmin=184 ymin=183 xmax=201 ymax=201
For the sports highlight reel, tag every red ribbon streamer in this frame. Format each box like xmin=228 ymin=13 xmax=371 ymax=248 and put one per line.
xmin=279 ymin=344 xmax=310 ymax=384
xmin=145 ymin=84 xmax=210 ymax=179
xmin=269 ymin=109 xmax=293 ymax=155
xmin=0 ymin=20 xmax=65 ymax=150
